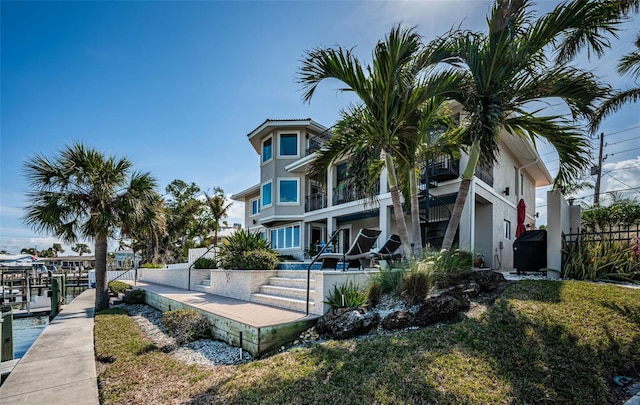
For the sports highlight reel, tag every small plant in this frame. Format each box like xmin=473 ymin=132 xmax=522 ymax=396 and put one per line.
xmin=108 ymin=280 xmax=130 ymax=296
xmin=366 ymin=280 xmax=383 ymax=308
xmin=398 ymin=266 xmax=433 ymax=305
xmin=428 ymin=248 xmax=473 ymax=288
xmin=370 ymin=267 xmax=406 ymax=295
xmin=141 ymin=263 xmax=164 ymax=269
xmin=219 ymin=229 xmax=280 ymax=270
xmin=324 ymin=280 xmax=368 ymax=309
xmin=123 ymin=288 xmax=145 ymax=304
xmin=193 ymin=257 xmax=217 ymax=269
xmin=162 ymin=309 xmax=211 ymax=344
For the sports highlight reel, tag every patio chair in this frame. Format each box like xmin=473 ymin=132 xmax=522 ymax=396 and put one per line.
xmin=370 ymin=234 xmax=403 ymax=262
xmin=316 ymin=228 xmax=382 ymax=270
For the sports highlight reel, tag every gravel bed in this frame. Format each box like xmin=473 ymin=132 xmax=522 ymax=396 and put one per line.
xmin=118 ymin=304 xmax=253 ymax=366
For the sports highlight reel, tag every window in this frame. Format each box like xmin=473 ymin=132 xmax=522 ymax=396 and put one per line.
xmin=278 ymin=133 xmax=298 ymax=157
xmin=269 ymin=224 xmax=301 ymax=249
xmin=278 ymin=178 xmax=299 ymax=204
xmin=262 ymin=137 xmax=273 ymax=163
xmin=261 ymin=182 xmax=272 ymax=207
xmin=251 ymin=198 xmax=261 ymax=216
xmin=504 ymin=220 xmax=511 ymax=240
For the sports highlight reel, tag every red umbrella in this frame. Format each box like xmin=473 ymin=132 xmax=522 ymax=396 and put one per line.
xmin=516 ymin=198 xmax=527 ymax=238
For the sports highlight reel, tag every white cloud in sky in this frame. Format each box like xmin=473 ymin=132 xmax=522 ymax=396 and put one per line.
xmin=601 ymin=155 xmax=640 ymax=200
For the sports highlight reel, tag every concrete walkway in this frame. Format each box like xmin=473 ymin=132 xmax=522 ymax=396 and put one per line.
xmin=130 ymin=281 xmax=317 ymax=327
xmin=0 ymin=289 xmax=99 ymax=405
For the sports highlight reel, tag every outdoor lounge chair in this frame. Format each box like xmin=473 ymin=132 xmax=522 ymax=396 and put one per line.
xmin=370 ymin=234 xmax=403 ymax=261
xmin=316 ymin=228 xmax=382 ymax=270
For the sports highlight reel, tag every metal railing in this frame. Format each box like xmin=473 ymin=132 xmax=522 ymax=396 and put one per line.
xmin=333 ymin=180 xmax=380 ymax=205
xmin=305 ymin=229 xmax=344 ymax=315
xmin=305 ymin=192 xmax=327 ymax=212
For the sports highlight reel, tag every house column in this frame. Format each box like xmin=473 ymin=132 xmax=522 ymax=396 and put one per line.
xmin=378 ymin=203 xmax=390 ymax=243
xmin=459 ymin=178 xmax=475 ymax=251
xmin=326 ymin=166 xmax=334 ymax=208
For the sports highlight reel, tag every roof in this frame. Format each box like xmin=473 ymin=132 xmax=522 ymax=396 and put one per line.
xmin=246 ymin=118 xmax=329 ymax=154
xmin=231 ymin=183 xmax=260 ymax=201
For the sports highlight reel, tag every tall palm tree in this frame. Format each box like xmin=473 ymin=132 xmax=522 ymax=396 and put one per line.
xmin=203 ymin=187 xmax=232 ymax=247
xmin=24 ymin=143 xmax=162 ymax=311
xmin=299 ymin=25 xmax=460 ymax=259
xmin=427 ymin=0 xmax=622 ymax=252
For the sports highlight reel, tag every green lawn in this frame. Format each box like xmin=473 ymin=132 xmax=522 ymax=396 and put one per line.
xmin=95 ymin=280 xmax=640 ymax=404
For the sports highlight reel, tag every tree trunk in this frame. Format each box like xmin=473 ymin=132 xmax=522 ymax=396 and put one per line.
xmin=385 ymin=152 xmax=413 ymax=259
xmin=94 ymin=234 xmax=110 ymax=311
xmin=409 ymin=168 xmax=423 ymax=259
xmin=441 ymin=141 xmax=480 ymax=253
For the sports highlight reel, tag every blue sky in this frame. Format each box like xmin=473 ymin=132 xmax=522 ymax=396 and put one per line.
xmin=1 ymin=1 xmax=638 ymax=255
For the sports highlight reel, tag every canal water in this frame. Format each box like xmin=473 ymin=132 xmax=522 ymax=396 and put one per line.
xmin=11 ymin=286 xmax=89 ymax=358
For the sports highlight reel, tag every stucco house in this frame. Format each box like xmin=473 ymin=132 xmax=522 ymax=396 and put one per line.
xmin=232 ymin=109 xmax=553 ymax=270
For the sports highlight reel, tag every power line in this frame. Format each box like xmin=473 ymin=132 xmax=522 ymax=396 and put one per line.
xmin=603 ymin=125 xmax=640 ymax=139
xmin=605 ymin=134 xmax=640 ymax=147
xmin=602 ymin=172 xmax=638 ymax=191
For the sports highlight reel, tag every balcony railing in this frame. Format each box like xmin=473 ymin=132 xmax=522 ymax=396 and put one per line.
xmin=426 ymin=156 xmax=460 ymax=182
xmin=333 ymin=179 xmax=380 ymax=205
xmin=305 ymin=192 xmax=327 ymax=212
xmin=475 ymin=163 xmax=494 ymax=187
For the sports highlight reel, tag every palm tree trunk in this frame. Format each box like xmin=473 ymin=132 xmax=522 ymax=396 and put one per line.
xmin=409 ymin=168 xmax=423 ymax=259
xmin=94 ymin=233 xmax=110 ymax=311
xmin=385 ymin=152 xmax=413 ymax=259
xmin=441 ymin=141 xmax=480 ymax=252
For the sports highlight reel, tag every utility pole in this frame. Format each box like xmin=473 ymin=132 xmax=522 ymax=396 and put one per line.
xmin=593 ymin=132 xmax=605 ymax=205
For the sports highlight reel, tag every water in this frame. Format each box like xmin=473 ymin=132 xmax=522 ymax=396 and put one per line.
xmin=10 ymin=286 xmax=88 ymax=358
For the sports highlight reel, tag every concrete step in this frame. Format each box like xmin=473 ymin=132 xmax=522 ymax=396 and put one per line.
xmin=268 ymin=276 xmax=315 ymax=289
xmin=276 ymin=270 xmax=311 ymax=279
xmin=259 ymin=284 xmax=313 ymax=300
xmin=192 ymin=284 xmax=211 ymax=294
xmin=200 ymin=279 xmax=211 ymax=287
xmin=251 ymin=293 xmax=314 ymax=313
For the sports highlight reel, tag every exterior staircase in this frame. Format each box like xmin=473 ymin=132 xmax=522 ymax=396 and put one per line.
xmin=251 ymin=271 xmax=316 ymax=313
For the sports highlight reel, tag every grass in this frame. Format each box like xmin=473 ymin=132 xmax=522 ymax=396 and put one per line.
xmin=95 ymin=281 xmax=640 ymax=404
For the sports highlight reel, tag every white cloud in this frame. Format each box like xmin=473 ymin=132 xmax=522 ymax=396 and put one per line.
xmin=601 ymin=156 xmax=640 ymax=200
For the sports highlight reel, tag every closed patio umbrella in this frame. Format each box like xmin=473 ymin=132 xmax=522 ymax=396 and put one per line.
xmin=516 ymin=198 xmax=527 ymax=238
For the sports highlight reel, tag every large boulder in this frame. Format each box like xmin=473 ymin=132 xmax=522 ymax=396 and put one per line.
xmin=315 ymin=307 xmax=380 ymax=339
xmin=414 ymin=293 xmax=466 ymax=326
xmin=441 ymin=286 xmax=471 ymax=311
xmin=381 ymin=310 xmax=415 ymax=330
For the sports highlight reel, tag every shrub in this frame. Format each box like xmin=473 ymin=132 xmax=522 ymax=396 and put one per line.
xmin=141 ymin=263 xmax=164 ymax=269
xmin=398 ymin=267 xmax=433 ymax=305
xmin=219 ymin=229 xmax=280 ymax=270
xmin=108 ymin=280 xmax=130 ymax=296
xmin=370 ymin=267 xmax=405 ymax=295
xmin=428 ymin=248 xmax=473 ymax=288
xmin=324 ymin=280 xmax=367 ymax=309
xmin=161 ymin=309 xmax=211 ymax=344
xmin=366 ymin=280 xmax=383 ymax=308
xmin=193 ymin=257 xmax=217 ymax=269
xmin=562 ymin=237 xmax=640 ymax=282
xmin=123 ymin=288 xmax=145 ymax=304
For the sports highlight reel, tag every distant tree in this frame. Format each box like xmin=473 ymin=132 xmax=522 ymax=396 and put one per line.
xmin=71 ymin=243 xmax=91 ymax=256
xmin=162 ymin=179 xmax=206 ymax=262
xmin=24 ymin=143 xmax=161 ymax=311
xmin=21 ymin=247 xmax=37 ymax=255
xmin=120 ymin=192 xmax=166 ymax=265
xmin=0 ymin=250 xmax=10 ymax=255
xmin=52 ymin=243 xmax=64 ymax=256
xmin=202 ymin=187 xmax=232 ymax=247
xmin=39 ymin=247 xmax=55 ymax=258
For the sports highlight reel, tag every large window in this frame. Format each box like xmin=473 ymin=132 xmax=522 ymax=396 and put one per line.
xmin=262 ymin=137 xmax=273 ymax=163
xmin=504 ymin=219 xmax=511 ymax=240
xmin=270 ymin=225 xmax=301 ymax=249
xmin=261 ymin=182 xmax=272 ymax=207
xmin=251 ymin=198 xmax=260 ymax=215
xmin=278 ymin=178 xmax=299 ymax=204
xmin=278 ymin=133 xmax=298 ymax=157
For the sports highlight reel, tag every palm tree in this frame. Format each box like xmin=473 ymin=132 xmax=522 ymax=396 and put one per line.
xmin=203 ymin=187 xmax=232 ymax=247
xmin=299 ymin=25 xmax=460 ymax=259
xmin=24 ymin=143 xmax=161 ymax=311
xmin=427 ymin=0 xmax=623 ymax=252
xmin=71 ymin=243 xmax=91 ymax=256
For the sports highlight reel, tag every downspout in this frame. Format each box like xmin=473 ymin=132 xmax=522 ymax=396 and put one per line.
xmin=516 ymin=158 xmax=538 ymax=202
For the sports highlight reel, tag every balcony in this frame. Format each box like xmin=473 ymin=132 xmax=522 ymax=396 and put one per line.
xmin=305 ymin=192 xmax=327 ymax=212
xmin=333 ymin=179 xmax=380 ymax=205
xmin=427 ymin=156 xmax=460 ymax=182
xmin=475 ymin=163 xmax=494 ymax=187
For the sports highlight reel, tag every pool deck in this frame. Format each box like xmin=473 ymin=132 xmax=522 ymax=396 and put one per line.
xmin=0 ymin=288 xmax=99 ymax=404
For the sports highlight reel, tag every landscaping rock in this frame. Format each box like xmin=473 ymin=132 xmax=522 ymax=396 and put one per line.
xmin=455 ymin=280 xmax=481 ymax=298
xmin=414 ymin=294 xmax=466 ymax=326
xmin=442 ymin=286 xmax=471 ymax=311
xmin=315 ymin=307 xmax=380 ymax=339
xmin=459 ymin=270 xmax=508 ymax=292
xmin=381 ymin=310 xmax=415 ymax=330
